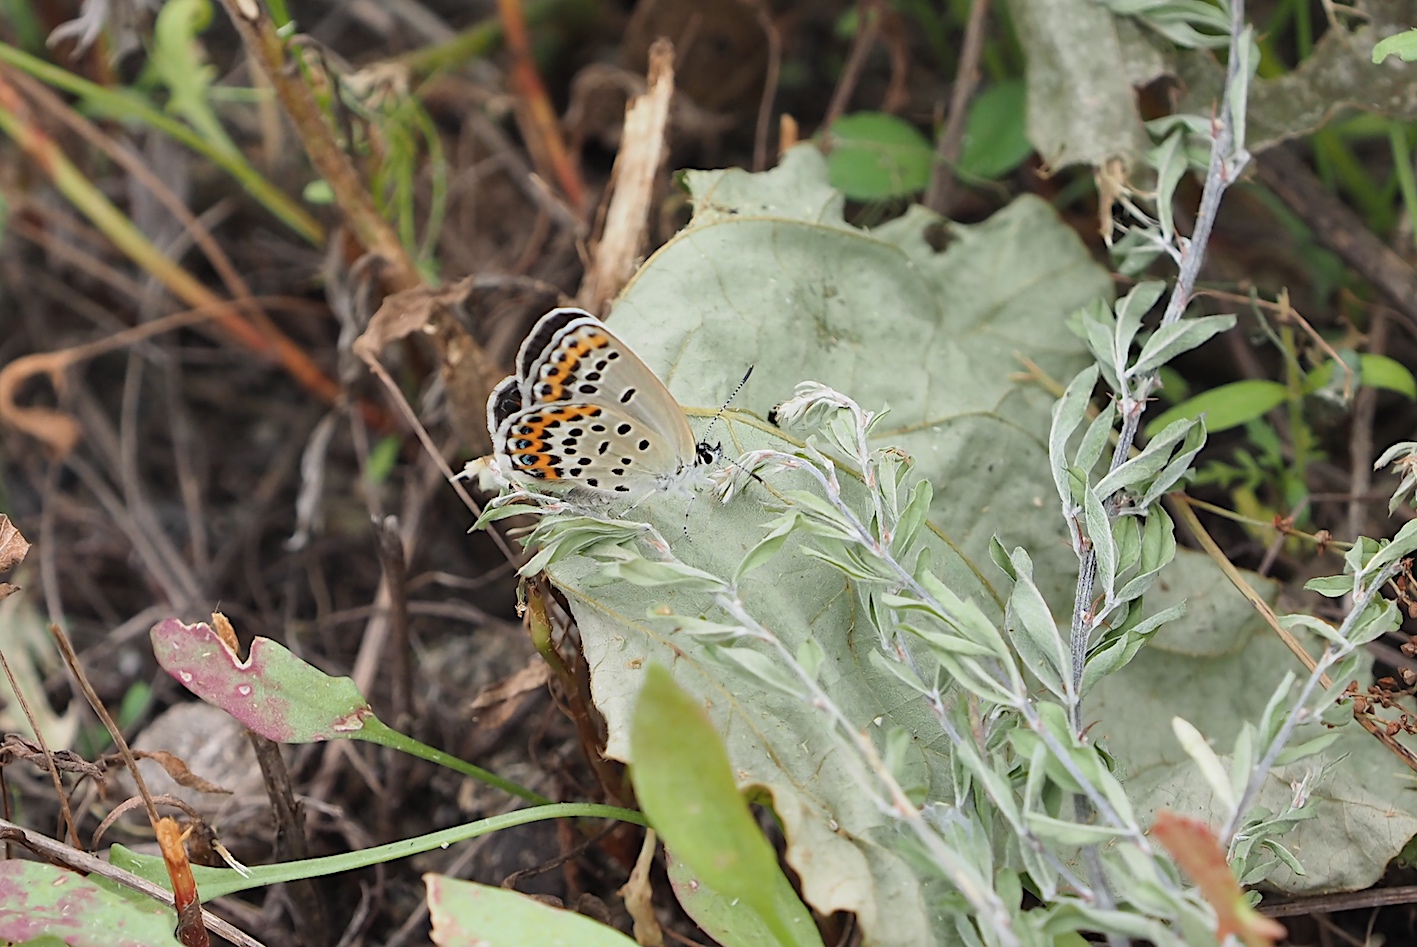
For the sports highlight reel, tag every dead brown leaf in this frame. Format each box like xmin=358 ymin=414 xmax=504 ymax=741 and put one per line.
xmin=618 ymin=828 xmax=664 ymax=946
xmin=468 ymin=660 xmax=552 ymax=731
xmin=353 ymin=276 xmax=505 ymax=452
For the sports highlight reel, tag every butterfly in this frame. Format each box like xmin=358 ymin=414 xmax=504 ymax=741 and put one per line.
xmin=487 ymin=308 xmax=718 ymax=497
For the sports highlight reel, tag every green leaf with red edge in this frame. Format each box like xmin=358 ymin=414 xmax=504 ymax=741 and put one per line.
xmin=425 ymin=874 xmax=638 ymax=946
xmin=0 ymin=861 xmax=182 ymax=947
xmin=150 ymin=618 xmax=374 ymax=743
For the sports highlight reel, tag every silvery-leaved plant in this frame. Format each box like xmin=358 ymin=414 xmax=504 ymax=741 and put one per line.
xmin=471 ymin=1 xmax=1417 ymax=942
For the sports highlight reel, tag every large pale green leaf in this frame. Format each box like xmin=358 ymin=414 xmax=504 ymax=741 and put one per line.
xmin=1003 ymin=0 xmax=1151 ymax=169
xmin=536 ymin=147 xmax=1354 ymax=945
xmin=1090 ymin=617 xmax=1417 ymax=895
xmin=550 ymin=146 xmax=1110 ymax=946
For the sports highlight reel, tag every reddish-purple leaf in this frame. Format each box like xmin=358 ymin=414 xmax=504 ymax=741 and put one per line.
xmin=0 ymin=860 xmax=181 ymax=947
xmin=151 ymin=618 xmax=374 ymax=743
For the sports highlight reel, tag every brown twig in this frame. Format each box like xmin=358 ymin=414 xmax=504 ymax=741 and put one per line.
xmin=924 ymin=0 xmax=992 ymax=213
xmin=496 ymin=0 xmax=586 ymax=210
xmin=248 ymin=730 xmax=329 ymax=945
xmin=0 ymin=297 xmax=324 ymax=457
xmin=47 ymin=625 xmax=160 ymax=822
xmin=822 ymin=1 xmax=881 ymax=130
xmin=1169 ymin=493 xmax=1417 ymax=773
xmin=214 ymin=0 xmax=422 ymax=294
xmin=0 ymin=651 xmax=79 ymax=848
xmin=1260 ymin=884 xmax=1417 ymax=917
xmin=749 ymin=1 xmax=782 ymax=172
xmin=5 ymin=69 xmax=273 ymax=345
xmin=0 ymin=817 xmax=266 ymax=947
xmin=0 ymin=69 xmax=395 ymax=434
xmin=1255 ymin=144 xmax=1417 ymax=327
xmin=1346 ymin=309 xmax=1388 ymax=541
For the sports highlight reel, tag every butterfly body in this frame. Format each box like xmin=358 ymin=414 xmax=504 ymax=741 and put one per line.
xmin=488 ymin=309 xmax=715 ymax=497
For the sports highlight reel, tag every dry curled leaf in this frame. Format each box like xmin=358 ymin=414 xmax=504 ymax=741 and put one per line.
xmin=468 ymin=660 xmax=552 ymax=731
xmin=618 ymin=828 xmax=664 ymax=947
xmin=157 ymin=816 xmax=208 ymax=947
xmin=353 ymin=276 xmax=504 ymax=452
xmin=0 ymin=734 xmax=103 ymax=778
xmin=0 ymin=516 xmax=31 ymax=575
xmin=131 ymin=750 xmax=232 ymax=795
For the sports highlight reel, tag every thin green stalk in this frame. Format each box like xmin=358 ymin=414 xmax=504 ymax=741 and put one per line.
xmin=124 ymin=803 xmax=648 ymax=900
xmin=0 ymin=42 xmax=324 ymax=244
xmin=1390 ymin=123 xmax=1417 ymax=238
xmin=358 ymin=717 xmax=553 ymax=805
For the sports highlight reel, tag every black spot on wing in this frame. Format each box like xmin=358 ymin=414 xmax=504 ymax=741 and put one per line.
xmin=516 ymin=309 xmax=588 ymax=379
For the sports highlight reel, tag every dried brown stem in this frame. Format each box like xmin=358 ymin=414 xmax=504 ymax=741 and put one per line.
xmin=925 ymin=0 xmax=991 ymax=213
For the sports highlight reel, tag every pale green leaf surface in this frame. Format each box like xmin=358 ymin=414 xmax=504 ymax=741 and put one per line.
xmin=1004 ymin=0 xmax=1151 ymax=169
xmin=425 ymin=875 xmax=636 ymax=946
xmin=668 ymin=852 xmax=825 ymax=947
xmin=538 ymin=148 xmax=1293 ymax=944
xmin=1091 ymin=621 xmax=1417 ymax=893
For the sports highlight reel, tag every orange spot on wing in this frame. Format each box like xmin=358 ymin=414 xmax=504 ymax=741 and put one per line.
xmin=504 ymin=405 xmax=603 ymax=480
xmin=535 ymin=331 xmax=612 ymax=401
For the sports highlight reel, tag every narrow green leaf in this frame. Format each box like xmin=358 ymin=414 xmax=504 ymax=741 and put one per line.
xmin=1085 ymin=482 xmax=1116 ymax=603
xmin=1273 ymin=731 xmax=1344 ymax=766
xmin=1094 ymin=417 xmax=1197 ymax=499
xmin=1074 ymin=402 xmax=1117 ymax=477
xmin=1303 ymin=575 xmax=1352 ymax=598
xmin=426 ymin=876 xmax=639 ymax=946
xmin=1025 ymin=813 xmax=1134 ymax=846
xmin=1130 ymin=314 xmax=1237 ymax=377
xmin=631 ymin=665 xmax=821 ymax=947
xmin=1005 ymin=548 xmax=1070 ymax=698
xmin=1143 ymin=379 xmax=1287 ymax=438
xmin=1150 ymin=131 xmax=1187 ymax=241
xmin=1113 ymin=281 xmax=1168 ymax=359
xmin=1049 ymin=367 xmax=1100 ymax=505
xmin=1171 ymin=717 xmax=1235 ymax=811
xmin=892 ymin=479 xmax=934 ymax=556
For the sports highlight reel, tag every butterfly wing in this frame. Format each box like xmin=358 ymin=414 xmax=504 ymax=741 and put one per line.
xmin=516 ymin=310 xmax=697 ymax=464
xmin=493 ymin=400 xmax=692 ymax=494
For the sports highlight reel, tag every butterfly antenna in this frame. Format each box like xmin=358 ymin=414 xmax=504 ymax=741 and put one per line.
xmin=698 ymin=365 xmax=754 ymax=455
